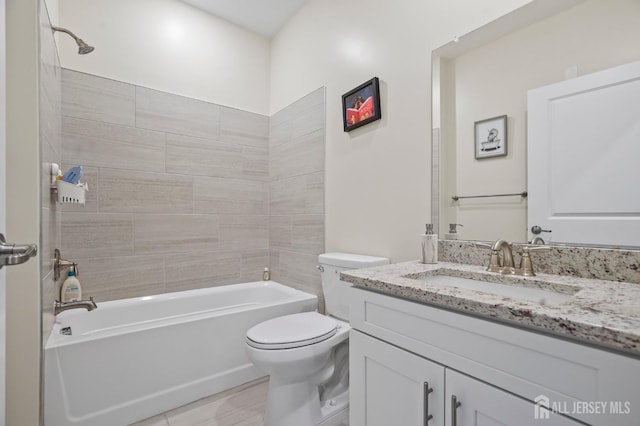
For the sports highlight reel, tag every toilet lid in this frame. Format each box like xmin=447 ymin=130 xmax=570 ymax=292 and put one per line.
xmin=246 ymin=312 xmax=337 ymax=350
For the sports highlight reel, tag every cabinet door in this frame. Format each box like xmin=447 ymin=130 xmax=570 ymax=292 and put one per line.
xmin=350 ymin=330 xmax=445 ymax=426
xmin=445 ymin=370 xmax=582 ymax=426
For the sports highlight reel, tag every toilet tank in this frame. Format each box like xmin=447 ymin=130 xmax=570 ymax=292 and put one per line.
xmin=318 ymin=253 xmax=389 ymax=321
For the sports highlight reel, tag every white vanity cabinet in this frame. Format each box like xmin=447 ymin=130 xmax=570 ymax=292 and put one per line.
xmin=349 ymin=287 xmax=640 ymax=426
xmin=351 ymin=330 xmax=580 ymax=426
xmin=350 ymin=330 xmax=445 ymax=425
xmin=445 ymin=370 xmax=581 ymax=426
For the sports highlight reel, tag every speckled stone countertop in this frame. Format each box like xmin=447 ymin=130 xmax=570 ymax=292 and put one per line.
xmin=341 ymin=261 xmax=640 ymax=355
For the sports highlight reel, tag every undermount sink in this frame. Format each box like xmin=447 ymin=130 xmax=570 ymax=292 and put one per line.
xmin=405 ymin=269 xmax=580 ymax=306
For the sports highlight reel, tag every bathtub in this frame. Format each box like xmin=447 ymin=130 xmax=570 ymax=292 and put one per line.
xmin=44 ymin=281 xmax=317 ymax=426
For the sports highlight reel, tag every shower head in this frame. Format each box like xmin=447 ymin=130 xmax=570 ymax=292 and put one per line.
xmin=51 ymin=26 xmax=95 ymax=55
xmin=77 ymin=40 xmax=95 ymax=55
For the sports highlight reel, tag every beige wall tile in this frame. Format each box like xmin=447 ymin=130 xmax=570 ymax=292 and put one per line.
xmin=165 ymin=251 xmax=242 ymax=292
xmin=269 ymin=250 xmax=281 ymax=280
xmin=268 ymin=89 xmax=325 ymax=301
xmin=73 ymin=255 xmax=165 ymax=302
xmin=269 ymin=172 xmax=324 ymax=216
xmin=289 ymin=87 xmax=325 ymax=139
xmin=41 ymin=138 xmax=60 ymax=209
xmin=136 ymin=86 xmax=220 ymax=139
xmin=62 ymin=69 xmax=135 ymax=126
xmin=133 ymin=214 xmax=220 ymax=255
xmin=98 ymin=169 xmax=194 ymax=214
xmin=40 ymin=206 xmax=59 ymax=277
xmin=269 ymin=215 xmax=292 ymax=251
xmin=166 ymin=133 xmax=244 ymax=178
xmin=270 ymin=249 xmax=322 ymax=298
xmin=269 ymin=105 xmax=291 ymax=133
xmin=269 ymin=176 xmax=306 ymax=215
xmin=219 ymin=215 xmax=269 ymax=252
xmin=240 ymin=249 xmax=270 ymax=283
xmin=269 ymin=116 xmax=293 ymax=148
xmin=56 ymin=71 xmax=327 ymax=306
xmin=291 ymin=215 xmax=324 ymax=255
xmin=305 ymin=171 xmax=325 ymax=215
xmin=194 ymin=177 xmax=267 ymax=215
xmin=61 ymin=213 xmax=134 ymax=259
xmin=40 ymin=16 xmax=62 ymax=347
xmin=241 ymin=145 xmax=269 ymax=180
xmin=219 ymin=106 xmax=269 ymax=148
xmin=42 ymin=270 xmax=56 ymax=345
xmin=62 ymin=116 xmax=166 ymax=172
xmin=270 ymin=129 xmax=324 ymax=179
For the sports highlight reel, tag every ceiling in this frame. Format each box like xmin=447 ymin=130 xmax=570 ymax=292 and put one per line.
xmin=180 ymin=0 xmax=310 ymax=38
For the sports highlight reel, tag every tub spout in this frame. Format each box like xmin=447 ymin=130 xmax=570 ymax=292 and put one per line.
xmin=54 ymin=297 xmax=97 ymax=315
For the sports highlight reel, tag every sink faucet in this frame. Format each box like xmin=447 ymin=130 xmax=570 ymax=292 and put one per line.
xmin=54 ymin=297 xmax=97 ymax=315
xmin=487 ymin=239 xmax=516 ymax=274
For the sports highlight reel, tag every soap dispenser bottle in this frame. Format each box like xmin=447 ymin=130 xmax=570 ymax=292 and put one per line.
xmin=445 ymin=223 xmax=463 ymax=240
xmin=61 ymin=268 xmax=82 ymax=302
xmin=421 ymin=224 xmax=438 ymax=264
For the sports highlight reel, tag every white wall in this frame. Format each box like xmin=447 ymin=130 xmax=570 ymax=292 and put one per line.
xmin=445 ymin=0 xmax=640 ymax=242
xmin=57 ymin=0 xmax=271 ymax=115
xmin=270 ymin=0 xmax=532 ymax=262
xmin=6 ymin=0 xmax=42 ymax=423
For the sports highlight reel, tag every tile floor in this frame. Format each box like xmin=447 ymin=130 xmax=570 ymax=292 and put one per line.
xmin=131 ymin=378 xmax=349 ymax=426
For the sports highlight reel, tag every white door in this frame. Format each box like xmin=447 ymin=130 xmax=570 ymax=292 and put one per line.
xmin=527 ymin=60 xmax=640 ymax=247
xmin=350 ymin=330 xmax=446 ymax=426
xmin=0 ymin=0 xmax=6 ymax=421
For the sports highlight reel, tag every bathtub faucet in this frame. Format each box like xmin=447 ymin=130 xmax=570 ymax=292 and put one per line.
xmin=54 ymin=297 xmax=97 ymax=315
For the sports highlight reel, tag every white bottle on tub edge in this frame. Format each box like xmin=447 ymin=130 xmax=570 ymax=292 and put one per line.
xmin=61 ymin=269 xmax=82 ymax=302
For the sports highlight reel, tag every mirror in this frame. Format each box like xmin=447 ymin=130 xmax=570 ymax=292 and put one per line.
xmin=432 ymin=0 xmax=640 ymax=247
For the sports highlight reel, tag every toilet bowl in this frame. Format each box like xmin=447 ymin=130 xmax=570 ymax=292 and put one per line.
xmin=245 ymin=253 xmax=389 ymax=426
xmin=246 ymin=312 xmax=350 ymax=426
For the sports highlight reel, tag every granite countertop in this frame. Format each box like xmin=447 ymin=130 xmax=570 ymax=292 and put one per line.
xmin=341 ymin=261 xmax=640 ymax=355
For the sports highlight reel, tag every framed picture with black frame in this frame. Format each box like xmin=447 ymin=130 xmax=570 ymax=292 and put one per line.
xmin=342 ymin=77 xmax=381 ymax=132
xmin=475 ymin=115 xmax=507 ymax=159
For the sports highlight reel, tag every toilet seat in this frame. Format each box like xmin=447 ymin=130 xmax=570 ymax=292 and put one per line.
xmin=246 ymin=312 xmax=337 ymax=350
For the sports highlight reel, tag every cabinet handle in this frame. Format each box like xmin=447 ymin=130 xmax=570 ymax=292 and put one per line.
xmin=451 ymin=395 xmax=461 ymax=426
xmin=423 ymin=381 xmax=433 ymax=424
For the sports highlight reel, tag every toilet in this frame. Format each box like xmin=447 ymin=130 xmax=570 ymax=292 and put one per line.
xmin=245 ymin=252 xmax=389 ymax=426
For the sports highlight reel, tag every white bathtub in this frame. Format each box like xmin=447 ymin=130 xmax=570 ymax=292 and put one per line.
xmin=44 ymin=281 xmax=317 ymax=426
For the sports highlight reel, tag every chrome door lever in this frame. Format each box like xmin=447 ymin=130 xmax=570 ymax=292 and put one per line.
xmin=0 ymin=233 xmax=38 ymax=269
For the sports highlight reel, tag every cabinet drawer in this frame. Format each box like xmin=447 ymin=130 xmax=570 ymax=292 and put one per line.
xmin=350 ymin=287 xmax=640 ymax=426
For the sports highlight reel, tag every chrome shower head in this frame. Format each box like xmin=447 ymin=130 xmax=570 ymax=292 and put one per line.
xmin=52 ymin=26 xmax=95 ymax=55
xmin=77 ymin=40 xmax=95 ymax=55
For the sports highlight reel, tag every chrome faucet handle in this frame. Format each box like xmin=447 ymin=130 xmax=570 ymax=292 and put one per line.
xmin=473 ymin=241 xmax=502 ymax=273
xmin=517 ymin=245 xmax=551 ymax=276
xmin=471 ymin=241 xmax=492 ymax=249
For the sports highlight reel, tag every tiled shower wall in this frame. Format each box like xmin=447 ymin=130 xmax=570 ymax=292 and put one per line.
xmin=40 ymin=0 xmax=62 ymax=342
xmin=269 ymin=89 xmax=326 ymax=304
xmin=59 ymin=69 xmax=325 ymax=302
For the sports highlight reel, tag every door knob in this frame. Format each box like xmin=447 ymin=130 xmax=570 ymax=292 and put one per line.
xmin=0 ymin=233 xmax=38 ymax=269
xmin=530 ymin=225 xmax=552 ymax=235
